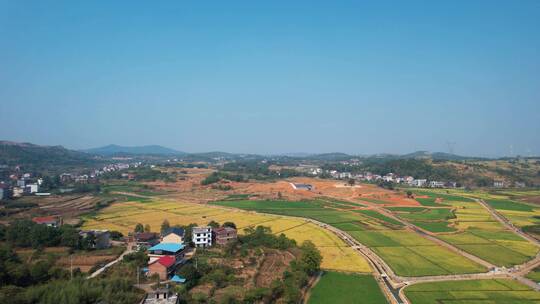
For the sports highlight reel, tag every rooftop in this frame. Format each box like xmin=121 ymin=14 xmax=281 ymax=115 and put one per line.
xmin=162 ymin=227 xmax=185 ymax=237
xmin=193 ymin=226 xmax=211 ymax=233
xmin=151 ymin=255 xmax=175 ymax=268
xmin=148 ymin=243 xmax=185 ymax=253
xmin=32 ymin=216 xmax=57 ymax=224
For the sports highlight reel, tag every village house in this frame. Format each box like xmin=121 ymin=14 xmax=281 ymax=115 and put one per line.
xmin=143 ymin=287 xmax=179 ymax=304
xmin=32 ymin=216 xmax=62 ymax=228
xmin=213 ymin=227 xmax=237 ymax=246
xmin=148 ymin=256 xmax=176 ymax=281
xmin=412 ymin=179 xmax=427 ymax=187
xmin=429 ymin=181 xmax=445 ymax=188
xmin=148 ymin=243 xmax=186 ymax=260
xmin=129 ymin=232 xmax=160 ymax=250
xmin=494 ymin=181 xmax=506 ymax=188
xmin=24 ymin=183 xmax=39 ymax=194
xmin=192 ymin=226 xmax=212 ymax=248
xmin=79 ymin=230 xmax=111 ymax=249
xmin=161 ymin=227 xmax=185 ymax=244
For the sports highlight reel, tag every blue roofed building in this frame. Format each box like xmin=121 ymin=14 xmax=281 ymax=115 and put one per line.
xmin=148 ymin=243 xmax=186 ymax=260
xmin=171 ymin=275 xmax=186 ymax=283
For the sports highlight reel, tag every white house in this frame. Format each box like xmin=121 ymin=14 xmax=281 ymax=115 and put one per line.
xmin=412 ymin=179 xmax=427 ymax=187
xmin=429 ymin=181 xmax=445 ymax=188
xmin=192 ymin=226 xmax=212 ymax=248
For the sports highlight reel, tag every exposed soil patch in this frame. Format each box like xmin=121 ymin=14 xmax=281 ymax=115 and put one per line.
xmin=255 ymin=249 xmax=295 ymax=287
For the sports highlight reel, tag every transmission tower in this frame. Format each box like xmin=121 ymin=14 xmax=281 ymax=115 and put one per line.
xmin=446 ymin=141 xmax=456 ymax=155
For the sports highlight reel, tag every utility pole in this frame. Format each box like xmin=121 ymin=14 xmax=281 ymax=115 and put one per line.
xmin=137 ymin=266 xmax=140 ymax=285
xmin=70 ymin=254 xmax=73 ymax=280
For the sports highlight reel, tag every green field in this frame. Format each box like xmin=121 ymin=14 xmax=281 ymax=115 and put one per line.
xmin=412 ymin=221 xmax=456 ymax=233
xmin=404 ymin=279 xmax=540 ymax=304
xmin=439 ymin=229 xmax=538 ymax=267
xmin=485 ymin=199 xmax=534 ymax=212
xmin=526 ymin=267 xmax=540 ymax=283
xmin=398 ymin=208 xmax=455 ymax=221
xmin=353 ymin=209 xmax=404 ymax=227
xmin=213 ymin=199 xmax=487 ymax=276
xmin=308 ymin=272 xmax=387 ymax=304
xmin=386 ymin=207 xmax=427 ymax=212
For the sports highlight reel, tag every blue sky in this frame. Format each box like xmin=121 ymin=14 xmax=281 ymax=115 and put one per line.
xmin=1 ymin=1 xmax=539 ymax=156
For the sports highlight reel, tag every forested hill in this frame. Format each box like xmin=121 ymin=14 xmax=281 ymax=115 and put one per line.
xmin=0 ymin=141 xmax=103 ymax=172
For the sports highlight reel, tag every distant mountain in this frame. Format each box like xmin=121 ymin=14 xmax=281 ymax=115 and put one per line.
xmin=305 ymin=152 xmax=354 ymax=161
xmin=399 ymin=151 xmax=484 ymax=161
xmin=83 ymin=144 xmax=185 ymax=156
xmin=0 ymin=141 xmax=102 ymax=171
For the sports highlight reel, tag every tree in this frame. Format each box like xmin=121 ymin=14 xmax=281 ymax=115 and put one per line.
xmin=109 ymin=231 xmax=124 ymax=240
xmin=161 ymin=220 xmax=170 ymax=234
xmin=347 ymin=178 xmax=355 ymax=186
xmin=406 ymin=191 xmax=413 ymax=198
xmin=177 ymin=264 xmax=201 ymax=289
xmin=207 ymin=221 xmax=220 ymax=228
xmin=144 ymin=224 xmax=151 ymax=232
xmin=299 ymin=241 xmax=322 ymax=276
xmin=134 ymin=223 xmax=144 ymax=233
xmin=222 ymin=222 xmax=236 ymax=229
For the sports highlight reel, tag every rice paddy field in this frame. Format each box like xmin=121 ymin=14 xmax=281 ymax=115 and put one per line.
xmin=212 ymin=199 xmax=486 ymax=276
xmin=404 ymin=279 xmax=540 ymax=304
xmin=81 ymin=199 xmax=371 ymax=273
xmin=526 ymin=266 xmax=540 ymax=283
xmin=399 ymin=189 xmax=539 ymax=267
xmin=307 ymin=272 xmax=387 ymax=304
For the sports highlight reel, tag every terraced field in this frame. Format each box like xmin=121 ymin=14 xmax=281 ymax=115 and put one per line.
xmin=81 ymin=200 xmax=371 ymax=273
xmin=404 ymin=279 xmax=540 ymax=304
xmin=212 ymin=199 xmax=486 ymax=276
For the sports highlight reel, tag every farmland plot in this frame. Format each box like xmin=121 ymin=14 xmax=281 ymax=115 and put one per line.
xmin=404 ymin=279 xmax=540 ymax=304
xmin=82 ymin=200 xmax=371 ymax=273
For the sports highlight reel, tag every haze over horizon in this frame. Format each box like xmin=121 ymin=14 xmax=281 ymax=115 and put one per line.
xmin=1 ymin=1 xmax=539 ymax=157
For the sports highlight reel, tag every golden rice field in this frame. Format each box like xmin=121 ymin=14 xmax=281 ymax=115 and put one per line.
xmin=82 ymin=200 xmax=371 ymax=273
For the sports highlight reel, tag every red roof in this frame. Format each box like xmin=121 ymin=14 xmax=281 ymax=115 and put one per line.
xmin=156 ymin=255 xmax=175 ymax=268
xmin=32 ymin=216 xmax=57 ymax=224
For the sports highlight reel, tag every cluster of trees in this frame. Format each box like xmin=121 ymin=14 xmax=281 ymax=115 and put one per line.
xmin=102 ymin=167 xmax=175 ymax=182
xmin=0 ymin=243 xmax=141 ymax=304
xmin=1 ymin=220 xmax=90 ymax=250
xmin=201 ymin=171 xmax=244 ymax=185
xmin=174 ymin=225 xmax=321 ymax=304
xmin=0 ymin=244 xmax=70 ymax=289
xmin=221 ymin=161 xmax=301 ymax=181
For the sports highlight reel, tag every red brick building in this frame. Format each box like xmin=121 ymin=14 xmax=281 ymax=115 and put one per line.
xmin=148 ymin=255 xmax=176 ymax=280
xmin=213 ymin=227 xmax=237 ymax=246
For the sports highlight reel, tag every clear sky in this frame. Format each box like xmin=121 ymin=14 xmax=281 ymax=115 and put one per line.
xmin=1 ymin=1 xmax=539 ymax=157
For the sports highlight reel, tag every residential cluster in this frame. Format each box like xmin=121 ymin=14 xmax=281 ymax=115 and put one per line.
xmin=59 ymin=162 xmax=141 ymax=184
xmin=0 ymin=172 xmax=43 ymax=200
xmin=307 ymin=168 xmax=458 ymax=188
xmin=129 ymin=225 xmax=237 ymax=282
xmin=0 ymin=162 xmax=141 ymax=200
